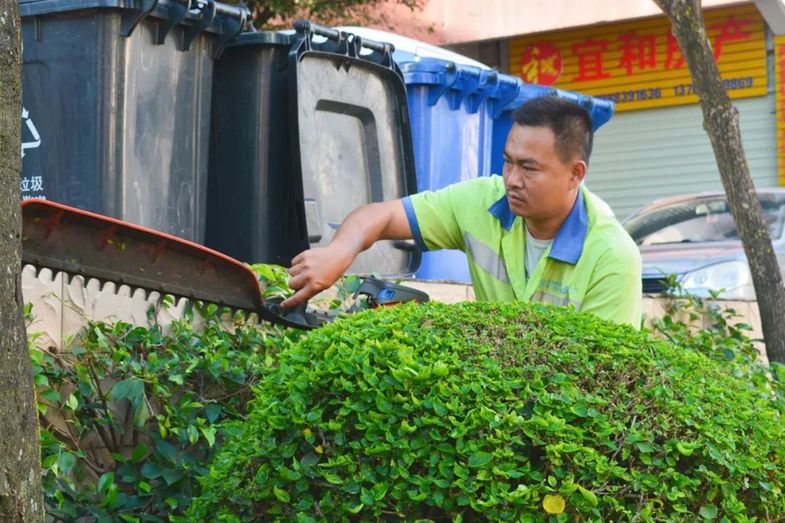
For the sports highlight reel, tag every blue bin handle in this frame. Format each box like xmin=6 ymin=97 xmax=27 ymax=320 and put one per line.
xmin=445 ymin=66 xmax=481 ymax=111
xmin=464 ymin=69 xmax=499 ymax=114
xmin=487 ymin=77 xmax=523 ymax=119
xmin=426 ymin=63 xmax=459 ymax=107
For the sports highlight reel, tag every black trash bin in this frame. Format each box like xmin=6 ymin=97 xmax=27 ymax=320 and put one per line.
xmin=20 ymin=0 xmax=248 ymax=243
xmin=207 ymin=23 xmax=419 ymax=276
xmin=206 ymin=31 xmax=299 ymax=265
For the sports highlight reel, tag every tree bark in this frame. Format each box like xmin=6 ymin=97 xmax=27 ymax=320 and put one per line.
xmin=655 ymin=0 xmax=785 ymax=364
xmin=0 ymin=1 xmax=44 ymax=520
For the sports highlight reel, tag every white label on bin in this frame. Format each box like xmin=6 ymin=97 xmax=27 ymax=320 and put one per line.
xmin=20 ymin=176 xmax=46 ymax=200
xmin=21 ymin=107 xmax=41 ymax=158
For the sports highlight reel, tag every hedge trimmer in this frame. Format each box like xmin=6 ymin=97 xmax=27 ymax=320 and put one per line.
xmin=21 ymin=199 xmax=428 ymax=330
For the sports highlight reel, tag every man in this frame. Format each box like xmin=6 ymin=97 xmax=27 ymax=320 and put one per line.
xmin=282 ymin=96 xmax=642 ymax=327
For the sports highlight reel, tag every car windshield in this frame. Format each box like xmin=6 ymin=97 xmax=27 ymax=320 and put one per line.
xmin=624 ymin=192 xmax=785 ymax=246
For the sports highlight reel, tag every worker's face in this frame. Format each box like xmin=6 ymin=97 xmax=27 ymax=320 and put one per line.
xmin=502 ymin=124 xmax=586 ymax=222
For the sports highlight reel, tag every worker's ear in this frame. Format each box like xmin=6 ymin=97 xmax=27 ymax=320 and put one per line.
xmin=569 ymin=160 xmax=587 ymax=189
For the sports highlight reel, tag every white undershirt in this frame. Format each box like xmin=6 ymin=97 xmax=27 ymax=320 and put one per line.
xmin=525 ymin=226 xmax=553 ymax=278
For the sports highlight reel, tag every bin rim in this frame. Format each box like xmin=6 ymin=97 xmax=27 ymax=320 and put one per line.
xmin=399 ymin=57 xmax=485 ymax=77
xmin=229 ymin=30 xmax=293 ymax=48
xmin=20 ymin=0 xmax=239 ymax=36
xmin=497 ymin=83 xmax=615 ymax=131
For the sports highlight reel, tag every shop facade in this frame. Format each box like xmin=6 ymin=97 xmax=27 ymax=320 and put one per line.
xmin=442 ymin=2 xmax=785 ymax=219
xmin=511 ymin=3 xmax=776 ymax=218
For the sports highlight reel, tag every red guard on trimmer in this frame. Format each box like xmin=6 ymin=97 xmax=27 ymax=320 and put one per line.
xmin=21 ymin=200 xmax=427 ymax=330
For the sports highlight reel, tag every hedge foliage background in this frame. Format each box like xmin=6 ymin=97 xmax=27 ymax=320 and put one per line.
xmin=28 ymin=268 xmax=785 ymax=521
xmin=31 ymin=266 xmax=305 ymax=521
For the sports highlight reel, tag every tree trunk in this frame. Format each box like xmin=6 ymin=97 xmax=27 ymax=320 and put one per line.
xmin=0 ymin=1 xmax=44 ymax=520
xmin=655 ymin=0 xmax=785 ymax=364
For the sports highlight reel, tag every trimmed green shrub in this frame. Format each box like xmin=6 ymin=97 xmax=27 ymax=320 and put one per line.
xmin=190 ymin=301 xmax=785 ymax=521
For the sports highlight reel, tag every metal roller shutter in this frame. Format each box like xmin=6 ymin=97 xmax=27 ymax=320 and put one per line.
xmin=587 ymin=94 xmax=777 ymax=220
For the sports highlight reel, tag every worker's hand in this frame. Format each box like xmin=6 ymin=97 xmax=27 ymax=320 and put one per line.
xmin=281 ymin=244 xmax=355 ymax=309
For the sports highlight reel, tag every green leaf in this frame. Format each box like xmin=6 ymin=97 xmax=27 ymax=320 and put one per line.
xmin=273 ymin=486 xmax=291 ymax=502
xmin=372 ymin=482 xmax=388 ymax=501
xmin=306 ymin=409 xmax=323 ymax=422
xmin=97 ymin=472 xmax=115 ymax=494
xmin=200 ymin=426 xmax=217 ymax=447
xmin=111 ymin=378 xmax=144 ymax=401
xmin=676 ymin=441 xmax=696 ymax=456
xmin=132 ymin=397 xmax=151 ymax=428
xmin=636 ymin=442 xmax=654 ymax=454
xmin=205 ymin=403 xmax=222 ymax=423
xmin=358 ymin=487 xmax=374 ymax=506
xmin=468 ymin=452 xmax=492 ymax=468
xmin=138 ymin=481 xmax=152 ymax=493
xmin=162 ymin=468 xmax=184 ymax=485
xmin=570 ymin=404 xmax=588 ymax=417
xmin=58 ymin=452 xmax=76 ymax=474
xmin=156 ymin=439 xmax=178 ymax=463
xmin=432 ymin=399 xmax=448 ymax=416
xmin=187 ymin=425 xmax=199 ymax=444
xmin=131 ymin=443 xmax=150 ymax=463
xmin=279 ymin=467 xmax=301 ymax=481
xmin=576 ymin=484 xmax=598 ymax=507
xmin=700 ymin=504 xmax=718 ymax=520
xmin=141 ymin=463 xmax=163 ymax=479
xmin=40 ymin=388 xmax=60 ymax=404
xmin=323 ymin=473 xmax=343 ymax=485
xmin=432 ymin=360 xmax=449 ymax=377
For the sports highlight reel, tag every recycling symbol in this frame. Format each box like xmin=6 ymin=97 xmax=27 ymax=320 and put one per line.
xmin=21 ymin=107 xmax=41 ymax=158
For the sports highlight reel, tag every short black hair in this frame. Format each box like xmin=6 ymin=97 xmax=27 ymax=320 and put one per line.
xmin=512 ymin=96 xmax=594 ymax=164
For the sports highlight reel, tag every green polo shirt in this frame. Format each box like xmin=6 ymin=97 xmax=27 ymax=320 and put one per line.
xmin=402 ymin=176 xmax=642 ymax=327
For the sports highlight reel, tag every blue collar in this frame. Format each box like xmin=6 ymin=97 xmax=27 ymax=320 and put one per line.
xmin=487 ymin=190 xmax=588 ymax=265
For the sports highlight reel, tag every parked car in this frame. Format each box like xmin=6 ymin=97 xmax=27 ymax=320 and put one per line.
xmin=622 ymin=188 xmax=785 ymax=299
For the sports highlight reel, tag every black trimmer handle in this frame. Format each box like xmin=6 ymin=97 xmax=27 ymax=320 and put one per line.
xmin=261 ymin=277 xmax=430 ymax=330
xmin=354 ymin=277 xmax=430 ymax=307
xmin=260 ymin=298 xmax=335 ymax=330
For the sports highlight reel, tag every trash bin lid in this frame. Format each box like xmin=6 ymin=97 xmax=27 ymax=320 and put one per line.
xmin=336 ymin=26 xmax=491 ymax=69
xmin=287 ymin=23 xmax=419 ymax=277
xmin=20 ymin=0 xmax=249 ymax=45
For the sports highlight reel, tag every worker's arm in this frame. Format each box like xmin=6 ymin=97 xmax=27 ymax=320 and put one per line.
xmin=281 ymin=199 xmax=412 ymax=308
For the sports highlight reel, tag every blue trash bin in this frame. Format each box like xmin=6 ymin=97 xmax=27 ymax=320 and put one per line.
xmin=400 ymin=58 xmax=503 ymax=282
xmin=401 ymin=57 xmax=615 ymax=283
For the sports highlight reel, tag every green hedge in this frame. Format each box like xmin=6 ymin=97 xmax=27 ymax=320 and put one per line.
xmin=190 ymin=301 xmax=785 ymax=521
xmin=32 ymin=303 xmax=304 ymax=521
